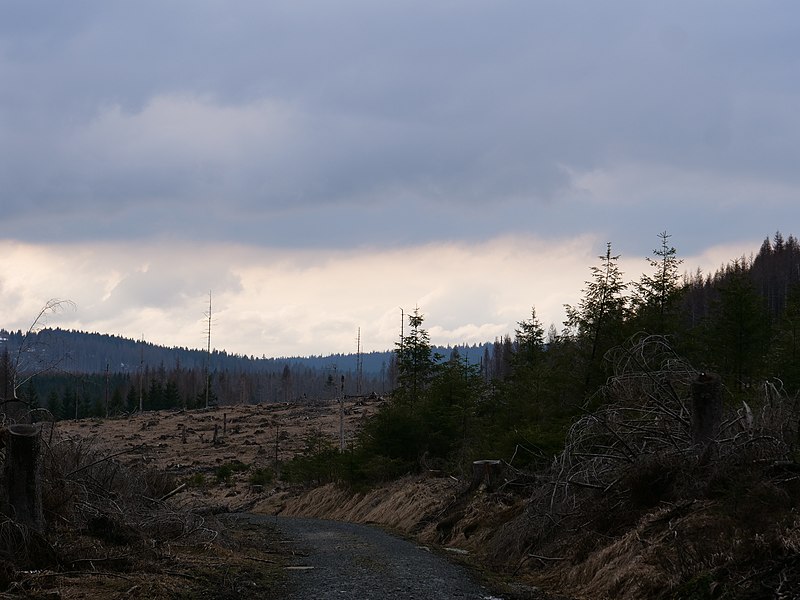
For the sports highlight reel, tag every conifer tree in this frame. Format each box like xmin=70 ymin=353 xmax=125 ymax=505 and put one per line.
xmin=514 ymin=307 xmax=546 ymax=368
xmin=632 ymin=231 xmax=684 ymax=336
xmin=62 ymin=387 xmax=77 ymax=420
xmin=109 ymin=387 xmax=125 ymax=416
xmin=126 ymin=386 xmax=138 ymax=412
xmin=707 ymin=260 xmax=770 ymax=387
xmin=424 ymin=347 xmax=484 ymax=461
xmin=564 ymin=242 xmax=628 ymax=392
xmin=46 ymin=390 xmax=62 ymax=420
xmin=21 ymin=379 xmax=39 ymax=411
xmin=773 ymin=283 xmax=800 ymax=393
xmin=148 ymin=378 xmax=164 ymax=410
xmin=164 ymin=380 xmax=181 ymax=409
xmin=395 ymin=308 xmax=439 ymax=409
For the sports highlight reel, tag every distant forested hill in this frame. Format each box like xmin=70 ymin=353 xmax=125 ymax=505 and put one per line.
xmin=0 ymin=327 xmax=493 ymax=418
xmin=0 ymin=327 xmax=486 ymax=376
xmin=0 ymin=327 xmax=373 ymax=374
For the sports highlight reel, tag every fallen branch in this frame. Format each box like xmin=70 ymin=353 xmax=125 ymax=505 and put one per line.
xmin=244 ymin=555 xmax=277 ymax=564
xmin=528 ymin=553 xmax=566 ymax=562
xmin=66 ymin=554 xmax=131 ymax=566
xmin=25 ymin=570 xmax=133 ymax=581
xmin=159 ymin=483 xmax=187 ymax=502
xmin=66 ymin=446 xmax=144 ymax=478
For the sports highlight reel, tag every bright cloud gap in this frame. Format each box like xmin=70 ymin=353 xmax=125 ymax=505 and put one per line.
xmin=0 ymin=235 xmax=759 ymax=359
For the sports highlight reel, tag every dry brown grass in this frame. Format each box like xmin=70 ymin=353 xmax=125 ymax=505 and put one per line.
xmin=0 ymin=398 xmax=386 ymax=598
xmin=0 ymin=513 xmax=289 ymax=599
xmin=55 ymin=398 xmax=383 ymax=511
xmin=257 ymin=475 xmax=470 ymax=536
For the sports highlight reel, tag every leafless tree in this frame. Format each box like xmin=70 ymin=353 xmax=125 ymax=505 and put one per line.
xmin=3 ymin=299 xmax=75 ymax=422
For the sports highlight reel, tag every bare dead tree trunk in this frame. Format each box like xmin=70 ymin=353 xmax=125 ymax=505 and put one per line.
xmin=691 ymin=372 xmax=722 ymax=456
xmin=274 ymin=423 xmax=280 ymax=476
xmin=3 ymin=424 xmax=44 ymax=532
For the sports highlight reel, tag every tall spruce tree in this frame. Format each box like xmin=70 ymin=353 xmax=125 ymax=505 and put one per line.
xmin=564 ymin=242 xmax=628 ymax=392
xmin=514 ymin=307 xmax=546 ymax=369
xmin=632 ymin=231 xmax=684 ymax=336
xmin=395 ymin=308 xmax=439 ymax=409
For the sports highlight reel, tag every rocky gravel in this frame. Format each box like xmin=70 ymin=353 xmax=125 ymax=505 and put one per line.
xmin=240 ymin=515 xmax=508 ymax=600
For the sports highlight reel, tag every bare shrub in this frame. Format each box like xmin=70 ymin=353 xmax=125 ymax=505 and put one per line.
xmin=41 ymin=432 xmax=215 ymax=546
xmin=0 ymin=518 xmax=55 ymax=568
xmin=0 ymin=426 xmax=226 ymax=594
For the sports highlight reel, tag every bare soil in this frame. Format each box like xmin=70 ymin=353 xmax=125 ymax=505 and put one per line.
xmin=55 ymin=396 xmax=386 ymax=512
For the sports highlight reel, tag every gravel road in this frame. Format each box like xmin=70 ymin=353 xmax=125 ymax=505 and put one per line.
xmin=240 ymin=514 xmax=506 ymax=600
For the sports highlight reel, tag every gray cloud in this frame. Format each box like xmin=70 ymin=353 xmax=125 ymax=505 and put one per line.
xmin=1 ymin=1 xmax=799 ymax=255
xmin=92 ymin=259 xmax=242 ymax=321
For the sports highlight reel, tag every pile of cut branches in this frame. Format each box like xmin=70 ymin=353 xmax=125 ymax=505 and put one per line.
xmin=494 ymin=334 xmax=800 ymax=599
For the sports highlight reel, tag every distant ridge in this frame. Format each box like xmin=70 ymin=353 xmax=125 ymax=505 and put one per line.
xmin=0 ymin=327 xmax=489 ymax=376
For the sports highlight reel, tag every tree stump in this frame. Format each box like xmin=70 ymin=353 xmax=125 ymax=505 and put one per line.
xmin=3 ymin=424 xmax=44 ymax=532
xmin=691 ymin=372 xmax=722 ymax=456
xmin=469 ymin=460 xmax=504 ymax=492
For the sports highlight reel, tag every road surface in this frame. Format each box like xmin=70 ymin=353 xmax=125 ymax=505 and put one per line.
xmin=240 ymin=514 xmax=506 ymax=600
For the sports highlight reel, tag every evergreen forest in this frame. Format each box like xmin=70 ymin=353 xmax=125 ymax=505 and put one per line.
xmin=282 ymin=231 xmax=800 ymax=484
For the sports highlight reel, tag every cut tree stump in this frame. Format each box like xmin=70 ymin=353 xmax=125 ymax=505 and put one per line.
xmin=469 ymin=460 xmax=504 ymax=491
xmin=3 ymin=424 xmax=44 ymax=532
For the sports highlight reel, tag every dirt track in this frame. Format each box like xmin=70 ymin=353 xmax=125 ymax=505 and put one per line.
xmin=240 ymin=514 xmax=505 ymax=600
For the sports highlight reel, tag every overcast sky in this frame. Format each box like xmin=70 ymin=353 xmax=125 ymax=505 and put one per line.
xmin=1 ymin=2 xmax=798 ymax=358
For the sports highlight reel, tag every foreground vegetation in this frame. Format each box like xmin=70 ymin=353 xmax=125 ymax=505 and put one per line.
xmin=279 ymin=231 xmax=800 ymax=598
xmin=0 ymin=427 xmax=288 ymax=598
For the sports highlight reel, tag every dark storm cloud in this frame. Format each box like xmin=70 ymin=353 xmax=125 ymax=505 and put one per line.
xmin=1 ymin=1 xmax=799 ymax=251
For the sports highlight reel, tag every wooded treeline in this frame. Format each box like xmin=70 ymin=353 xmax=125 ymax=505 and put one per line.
xmin=0 ymin=360 xmax=389 ymax=420
xmin=0 ymin=328 xmax=401 ymax=375
xmin=0 ymin=326 xmax=485 ymax=420
xmin=284 ymin=231 xmax=800 ymax=485
xmin=2 ymin=231 xmax=799 ymax=431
